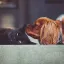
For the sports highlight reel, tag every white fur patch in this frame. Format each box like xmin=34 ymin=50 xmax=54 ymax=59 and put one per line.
xmin=25 ymin=32 xmax=40 ymax=45
xmin=56 ymin=14 xmax=64 ymax=21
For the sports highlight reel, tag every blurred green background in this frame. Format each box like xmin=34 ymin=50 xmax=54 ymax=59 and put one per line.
xmin=0 ymin=45 xmax=64 ymax=64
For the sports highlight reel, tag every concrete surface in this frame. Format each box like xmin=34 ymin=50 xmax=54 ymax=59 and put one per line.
xmin=0 ymin=45 xmax=64 ymax=64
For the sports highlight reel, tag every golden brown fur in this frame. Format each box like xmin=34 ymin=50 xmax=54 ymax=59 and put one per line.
xmin=26 ymin=17 xmax=61 ymax=45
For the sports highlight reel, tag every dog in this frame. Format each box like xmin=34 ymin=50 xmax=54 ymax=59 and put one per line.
xmin=0 ymin=24 xmax=36 ymax=45
xmin=26 ymin=17 xmax=62 ymax=45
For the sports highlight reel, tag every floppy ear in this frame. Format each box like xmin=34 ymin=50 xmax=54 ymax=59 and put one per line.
xmin=39 ymin=19 xmax=61 ymax=44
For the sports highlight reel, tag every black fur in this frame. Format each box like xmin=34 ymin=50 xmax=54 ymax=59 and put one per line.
xmin=0 ymin=24 xmax=36 ymax=45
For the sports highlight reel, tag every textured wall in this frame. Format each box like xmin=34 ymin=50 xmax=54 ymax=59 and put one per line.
xmin=29 ymin=0 xmax=64 ymax=23
xmin=0 ymin=45 xmax=64 ymax=64
xmin=0 ymin=0 xmax=64 ymax=27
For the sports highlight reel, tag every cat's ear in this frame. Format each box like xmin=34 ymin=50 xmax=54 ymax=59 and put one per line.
xmin=19 ymin=24 xmax=27 ymax=32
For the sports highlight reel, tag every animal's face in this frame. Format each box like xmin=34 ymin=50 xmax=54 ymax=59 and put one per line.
xmin=25 ymin=24 xmax=40 ymax=39
xmin=14 ymin=25 xmax=36 ymax=44
xmin=15 ymin=25 xmax=30 ymax=43
xmin=25 ymin=17 xmax=48 ymax=39
xmin=26 ymin=17 xmax=59 ymax=39
xmin=26 ymin=17 xmax=61 ymax=44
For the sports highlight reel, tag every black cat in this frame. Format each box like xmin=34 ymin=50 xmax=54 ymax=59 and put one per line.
xmin=0 ymin=24 xmax=36 ymax=45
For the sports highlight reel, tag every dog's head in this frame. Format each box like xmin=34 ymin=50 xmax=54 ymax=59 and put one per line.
xmin=25 ymin=17 xmax=48 ymax=39
xmin=26 ymin=17 xmax=61 ymax=44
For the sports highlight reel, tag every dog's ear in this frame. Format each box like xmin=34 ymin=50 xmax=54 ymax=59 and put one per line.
xmin=39 ymin=18 xmax=61 ymax=44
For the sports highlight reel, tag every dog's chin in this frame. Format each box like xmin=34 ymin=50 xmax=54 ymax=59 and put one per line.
xmin=26 ymin=31 xmax=39 ymax=39
xmin=25 ymin=32 xmax=40 ymax=45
